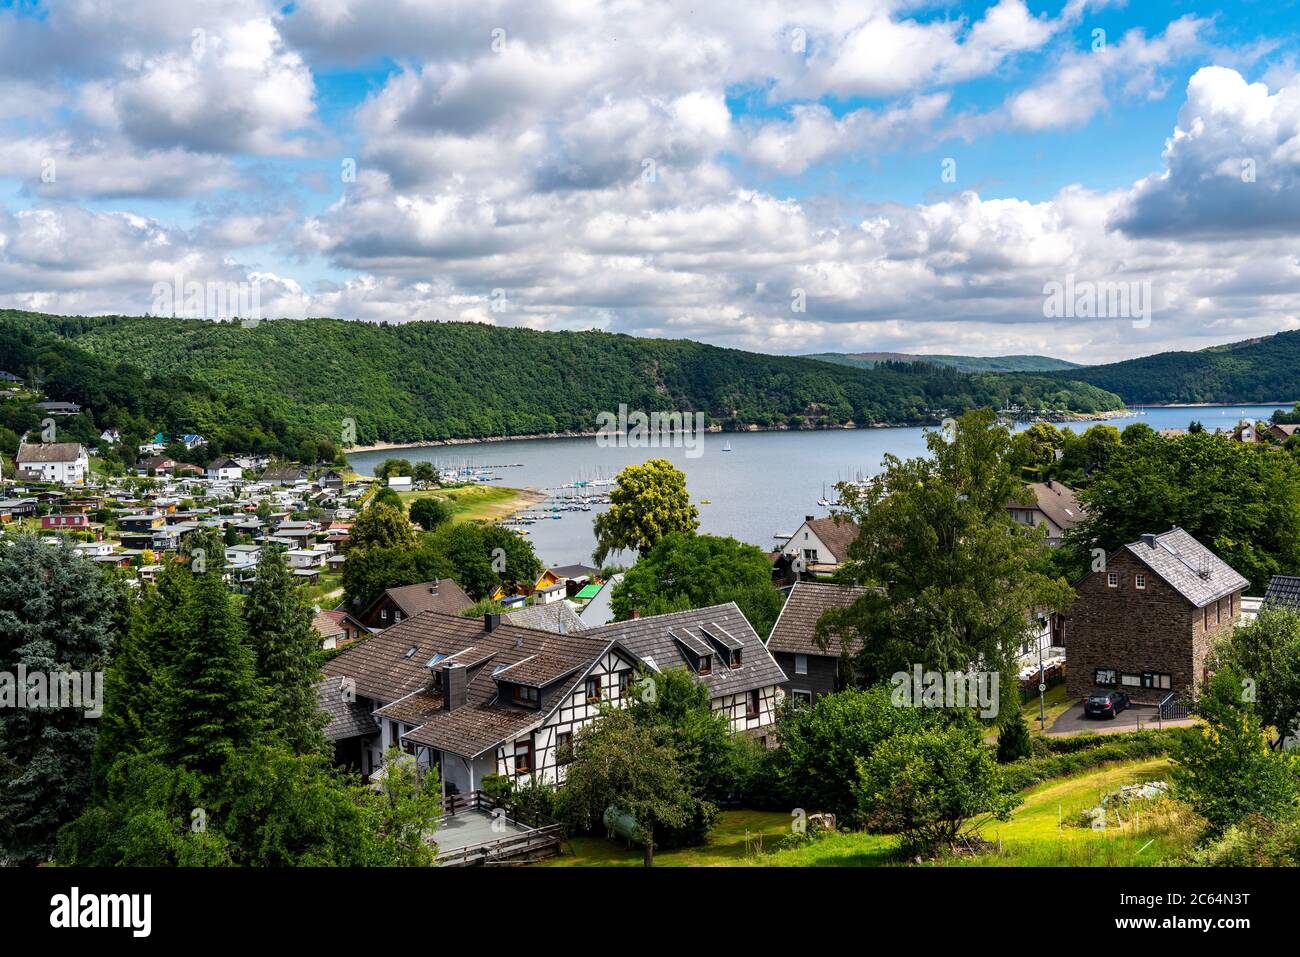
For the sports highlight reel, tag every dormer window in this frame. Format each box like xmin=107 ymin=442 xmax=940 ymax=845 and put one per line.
xmin=729 ymin=648 xmax=742 ymax=669
xmin=698 ymin=654 xmax=712 ymax=675
xmin=511 ymin=684 xmax=539 ymax=707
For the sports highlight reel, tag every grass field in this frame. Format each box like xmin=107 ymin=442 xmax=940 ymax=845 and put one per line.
xmin=541 ymin=758 xmax=1196 ymax=868
xmin=398 ymin=484 xmax=546 ymax=524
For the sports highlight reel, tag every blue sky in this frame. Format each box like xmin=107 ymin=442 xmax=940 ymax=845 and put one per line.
xmin=0 ymin=0 xmax=1298 ymax=362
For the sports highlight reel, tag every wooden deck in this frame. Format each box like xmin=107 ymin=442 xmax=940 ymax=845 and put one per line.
xmin=434 ymin=791 xmax=564 ymax=866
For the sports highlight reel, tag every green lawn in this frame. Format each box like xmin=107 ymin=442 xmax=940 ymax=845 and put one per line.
xmin=542 ymin=809 xmax=794 ymax=867
xmin=398 ymin=484 xmax=545 ymax=524
xmin=542 ymin=758 xmax=1196 ymax=868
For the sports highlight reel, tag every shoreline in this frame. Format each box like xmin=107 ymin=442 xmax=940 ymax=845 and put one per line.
xmin=343 ymin=409 xmax=1132 ymax=455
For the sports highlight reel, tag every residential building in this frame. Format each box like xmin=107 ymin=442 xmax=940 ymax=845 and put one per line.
xmin=320 ymin=611 xmax=641 ymax=788
xmin=15 ymin=442 xmax=89 ymax=485
xmin=33 ymin=401 xmax=82 ymax=415
xmin=1006 ymin=480 xmax=1084 ymax=546
xmin=206 ymin=457 xmax=244 ymax=481
xmin=1269 ymin=423 xmax=1300 ymax=443
xmin=1062 ymin=528 xmax=1248 ymax=702
xmin=776 ymin=515 xmax=860 ymax=581
xmin=767 ymin=582 xmax=867 ymax=705
xmin=262 ymin=465 xmax=309 ymax=486
xmin=358 ymin=578 xmax=474 ymax=630
xmin=582 ymin=602 xmax=787 ymax=738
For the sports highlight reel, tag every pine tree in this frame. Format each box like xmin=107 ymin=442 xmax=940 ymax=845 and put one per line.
xmin=243 ymin=545 xmax=328 ymax=755
xmin=996 ymin=703 xmax=1033 ymax=764
xmin=0 ymin=537 xmax=116 ymax=864
xmin=158 ymin=563 xmax=264 ymax=778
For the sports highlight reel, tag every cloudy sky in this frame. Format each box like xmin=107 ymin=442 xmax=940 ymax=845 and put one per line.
xmin=0 ymin=0 xmax=1297 ymax=363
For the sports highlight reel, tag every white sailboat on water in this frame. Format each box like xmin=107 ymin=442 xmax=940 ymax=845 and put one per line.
xmin=722 ymin=440 xmax=732 ymax=452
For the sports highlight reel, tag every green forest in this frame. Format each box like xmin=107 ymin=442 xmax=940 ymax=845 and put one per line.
xmin=0 ymin=310 xmax=1122 ymax=449
xmin=1036 ymin=331 xmax=1300 ymax=404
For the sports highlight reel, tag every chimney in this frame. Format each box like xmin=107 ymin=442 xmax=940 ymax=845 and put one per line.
xmin=631 ymin=609 xmax=640 ymax=620
xmin=443 ymin=663 xmax=467 ymax=712
xmin=1139 ymin=533 xmax=1157 ymax=549
xmin=428 ymin=581 xmax=439 ymax=595
xmin=805 ymin=515 xmax=814 ymax=523
xmin=1046 ymin=478 xmax=1053 ymax=489
xmin=485 ymin=612 xmax=501 ymax=633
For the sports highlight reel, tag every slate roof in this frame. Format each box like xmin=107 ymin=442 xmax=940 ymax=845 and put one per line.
xmin=801 ymin=516 xmax=860 ymax=563
xmin=767 ymin=581 xmax=870 ymax=657
xmin=372 ymin=578 xmax=473 ymax=618
xmin=583 ymin=602 xmax=786 ymax=698
xmin=16 ymin=442 xmax=85 ymax=464
xmin=317 ymin=678 xmax=379 ymax=739
xmin=1262 ymin=575 xmax=1300 ymax=609
xmin=1122 ymin=528 xmax=1248 ymax=608
xmin=322 ymin=611 xmax=625 ymax=759
xmin=503 ymin=601 xmax=588 ymax=634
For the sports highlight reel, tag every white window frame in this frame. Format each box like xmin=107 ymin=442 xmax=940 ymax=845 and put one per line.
xmin=1135 ymin=574 xmax=1146 ymax=589
xmin=1107 ymin=572 xmax=1118 ymax=588
xmin=794 ymin=654 xmax=808 ymax=675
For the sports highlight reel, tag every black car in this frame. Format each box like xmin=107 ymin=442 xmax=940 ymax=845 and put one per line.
xmin=1084 ymin=690 xmax=1130 ymax=719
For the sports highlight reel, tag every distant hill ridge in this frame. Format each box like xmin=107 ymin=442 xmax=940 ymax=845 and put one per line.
xmin=0 ymin=310 xmax=1121 ymax=448
xmin=805 ymin=352 xmax=1084 ymax=373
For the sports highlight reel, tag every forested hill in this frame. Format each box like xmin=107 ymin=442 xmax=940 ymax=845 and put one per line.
xmin=804 ymin=352 xmax=1082 ymax=373
xmin=0 ymin=311 xmax=1121 ymax=449
xmin=1039 ymin=331 xmax=1300 ymax=404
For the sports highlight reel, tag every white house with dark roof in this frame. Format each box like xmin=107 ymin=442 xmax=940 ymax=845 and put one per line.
xmin=321 ymin=611 xmax=641 ymax=791
xmin=1007 ymin=480 xmax=1083 ymax=546
xmin=15 ymin=442 xmax=89 ymax=485
xmin=582 ymin=602 xmax=787 ymax=739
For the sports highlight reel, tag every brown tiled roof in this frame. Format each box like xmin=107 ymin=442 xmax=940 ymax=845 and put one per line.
xmin=312 ymin=612 xmax=345 ymax=641
xmin=1273 ymin=423 xmax=1300 ymax=437
xmin=372 ymin=579 xmax=473 ymax=619
xmin=322 ymin=611 xmax=623 ymax=758
xmin=583 ymin=603 xmax=786 ymax=697
xmin=803 ymin=516 xmax=860 ymax=563
xmin=16 ymin=442 xmax=85 ymax=463
xmin=1023 ymin=481 xmax=1084 ymax=532
xmin=767 ymin=581 xmax=869 ymax=657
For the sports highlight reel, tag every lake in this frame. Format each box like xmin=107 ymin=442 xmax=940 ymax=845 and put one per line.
xmin=347 ymin=405 xmax=1288 ymax=568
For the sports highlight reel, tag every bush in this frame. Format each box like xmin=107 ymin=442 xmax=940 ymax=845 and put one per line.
xmin=481 ymin=774 xmax=512 ymax=802
xmin=999 ymin=730 xmax=1186 ymax=792
xmin=1186 ymin=813 xmax=1300 ymax=866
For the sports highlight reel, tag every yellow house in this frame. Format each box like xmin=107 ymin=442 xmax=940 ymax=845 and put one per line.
xmin=490 ymin=567 xmax=563 ymax=603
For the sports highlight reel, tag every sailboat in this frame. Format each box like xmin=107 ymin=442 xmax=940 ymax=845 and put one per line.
xmin=722 ymin=440 xmax=732 ymax=452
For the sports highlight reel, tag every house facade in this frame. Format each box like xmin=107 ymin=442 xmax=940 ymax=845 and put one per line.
xmin=767 ymin=581 xmax=867 ymax=705
xmin=321 ymin=611 xmax=640 ymax=790
xmin=15 ymin=442 xmax=89 ymax=485
xmin=777 ymin=515 xmax=860 ymax=581
xmin=206 ymin=458 xmax=244 ymax=481
xmin=582 ymin=602 xmax=787 ymax=739
xmin=1062 ymin=528 xmax=1248 ymax=702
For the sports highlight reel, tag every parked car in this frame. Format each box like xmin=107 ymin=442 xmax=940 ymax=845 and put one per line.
xmin=1084 ymin=690 xmax=1130 ymax=719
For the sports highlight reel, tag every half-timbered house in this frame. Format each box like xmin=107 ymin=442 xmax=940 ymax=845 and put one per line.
xmin=321 ymin=611 xmax=641 ymax=793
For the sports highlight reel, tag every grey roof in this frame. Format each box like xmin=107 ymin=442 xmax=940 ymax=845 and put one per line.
xmin=583 ymin=602 xmax=786 ymax=698
xmin=1122 ymin=528 xmax=1248 ymax=608
xmin=1263 ymin=575 xmax=1300 ymax=610
xmin=551 ymin=563 xmax=600 ymax=580
xmin=16 ymin=442 xmax=85 ymax=463
xmin=317 ymin=678 xmax=379 ymax=739
xmin=504 ymin=601 xmax=588 ymax=634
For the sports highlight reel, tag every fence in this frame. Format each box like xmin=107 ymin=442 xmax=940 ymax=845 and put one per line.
xmin=436 ymin=790 xmax=564 ymax=866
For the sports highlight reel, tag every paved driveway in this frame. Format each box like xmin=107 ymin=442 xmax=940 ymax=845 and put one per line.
xmin=1047 ymin=701 xmax=1195 ymax=736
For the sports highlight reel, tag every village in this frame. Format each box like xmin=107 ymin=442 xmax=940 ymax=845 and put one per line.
xmin=6 ymin=360 xmax=1300 ymax=873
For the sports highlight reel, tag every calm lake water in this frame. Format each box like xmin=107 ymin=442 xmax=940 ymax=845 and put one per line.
xmin=348 ymin=405 xmax=1286 ymax=568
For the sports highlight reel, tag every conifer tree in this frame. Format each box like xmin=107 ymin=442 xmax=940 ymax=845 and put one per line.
xmin=244 ymin=545 xmax=328 ymax=755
